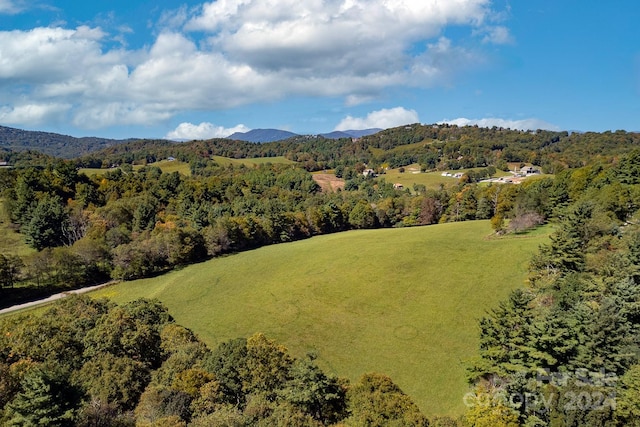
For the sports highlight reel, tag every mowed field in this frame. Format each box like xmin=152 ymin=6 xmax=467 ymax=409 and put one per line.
xmin=79 ymin=159 xmax=192 ymax=177
xmin=92 ymin=220 xmax=549 ymax=416
xmin=379 ymin=164 xmax=513 ymax=190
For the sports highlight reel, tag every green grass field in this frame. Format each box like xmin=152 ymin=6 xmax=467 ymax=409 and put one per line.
xmin=79 ymin=159 xmax=192 ymax=177
xmin=379 ymin=166 xmax=456 ymax=189
xmin=378 ymin=165 xmax=547 ymax=191
xmin=0 ymin=199 xmax=34 ymax=257
xmin=379 ymin=165 xmax=503 ymax=190
xmin=92 ymin=220 xmax=549 ymax=416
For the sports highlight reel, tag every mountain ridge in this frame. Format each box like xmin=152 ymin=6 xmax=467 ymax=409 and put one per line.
xmin=226 ymin=128 xmax=298 ymax=143
xmin=0 ymin=125 xmax=133 ymax=159
xmin=0 ymin=125 xmax=385 ymax=158
xmin=227 ymin=127 xmax=383 ymax=143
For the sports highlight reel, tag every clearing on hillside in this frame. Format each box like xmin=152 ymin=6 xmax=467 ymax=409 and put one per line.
xmin=380 ymin=164 xmax=513 ymax=190
xmin=92 ymin=220 xmax=549 ymax=416
xmin=312 ymin=172 xmax=345 ymax=192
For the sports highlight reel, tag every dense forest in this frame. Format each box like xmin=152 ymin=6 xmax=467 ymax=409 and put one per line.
xmin=3 ymin=123 xmax=640 ymax=425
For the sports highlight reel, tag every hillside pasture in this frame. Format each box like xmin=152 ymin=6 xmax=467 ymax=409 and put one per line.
xmin=380 ymin=165 xmax=517 ymax=190
xmin=92 ymin=220 xmax=549 ymax=416
xmin=79 ymin=158 xmax=192 ymax=177
xmin=377 ymin=165 xmax=474 ymax=189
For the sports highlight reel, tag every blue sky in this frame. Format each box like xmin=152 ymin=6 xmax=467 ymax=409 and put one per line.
xmin=0 ymin=0 xmax=638 ymax=140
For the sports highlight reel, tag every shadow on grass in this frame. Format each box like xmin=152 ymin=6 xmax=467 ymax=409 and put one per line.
xmin=0 ymin=285 xmax=74 ymax=310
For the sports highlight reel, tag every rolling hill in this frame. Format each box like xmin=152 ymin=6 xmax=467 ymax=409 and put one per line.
xmin=227 ymin=128 xmax=383 ymax=142
xmin=92 ymin=220 xmax=550 ymax=416
xmin=319 ymin=128 xmax=383 ymax=139
xmin=0 ymin=125 xmax=132 ymax=159
xmin=227 ymin=128 xmax=299 ymax=143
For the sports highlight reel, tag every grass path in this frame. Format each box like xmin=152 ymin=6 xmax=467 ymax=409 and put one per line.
xmin=93 ymin=221 xmax=549 ymax=416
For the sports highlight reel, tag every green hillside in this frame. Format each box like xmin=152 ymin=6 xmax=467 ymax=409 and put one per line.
xmin=211 ymin=155 xmax=296 ymax=166
xmin=78 ymin=158 xmax=192 ymax=176
xmin=378 ymin=164 xmax=507 ymax=189
xmin=93 ymin=220 xmax=549 ymax=416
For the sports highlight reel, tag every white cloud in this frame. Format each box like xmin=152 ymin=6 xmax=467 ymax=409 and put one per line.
xmin=0 ymin=0 xmax=509 ymax=130
xmin=440 ymin=117 xmax=561 ymax=131
xmin=335 ymin=107 xmax=419 ymax=131
xmin=165 ymin=122 xmax=251 ymax=140
xmin=476 ymin=26 xmax=513 ymax=44
xmin=188 ymin=0 xmax=491 ymax=79
xmin=0 ymin=0 xmax=23 ymax=14
xmin=0 ymin=103 xmax=71 ymax=125
xmin=0 ymin=27 xmax=110 ymax=82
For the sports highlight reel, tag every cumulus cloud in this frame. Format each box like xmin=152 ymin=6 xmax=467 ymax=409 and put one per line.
xmin=0 ymin=103 xmax=71 ymax=125
xmin=335 ymin=107 xmax=419 ymax=131
xmin=188 ymin=0 xmax=492 ymax=78
xmin=0 ymin=26 xmax=110 ymax=82
xmin=165 ymin=122 xmax=250 ymax=140
xmin=440 ymin=117 xmax=561 ymax=131
xmin=0 ymin=0 xmax=510 ymax=130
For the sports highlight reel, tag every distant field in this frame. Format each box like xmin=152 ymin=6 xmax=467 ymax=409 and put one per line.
xmin=380 ymin=165 xmax=527 ymax=190
xmin=92 ymin=220 xmax=549 ymax=416
xmin=79 ymin=159 xmax=192 ymax=177
xmin=211 ymin=155 xmax=296 ymax=167
xmin=79 ymin=156 xmax=295 ymax=177
xmin=312 ymin=173 xmax=345 ymax=192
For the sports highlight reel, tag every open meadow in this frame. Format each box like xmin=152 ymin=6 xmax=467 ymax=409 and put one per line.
xmin=378 ymin=164 xmax=514 ymax=190
xmin=0 ymin=199 xmax=34 ymax=257
xmin=79 ymin=159 xmax=192 ymax=176
xmin=92 ymin=220 xmax=549 ymax=416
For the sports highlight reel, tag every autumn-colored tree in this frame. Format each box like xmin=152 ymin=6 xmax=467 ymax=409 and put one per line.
xmin=344 ymin=372 xmax=429 ymax=427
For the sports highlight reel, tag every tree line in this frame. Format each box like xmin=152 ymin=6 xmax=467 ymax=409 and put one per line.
xmin=0 ymin=295 xmax=440 ymax=426
xmin=462 ymin=152 xmax=640 ymax=426
xmin=1 ymin=151 xmax=592 ymax=300
xmin=68 ymin=124 xmax=640 ymax=175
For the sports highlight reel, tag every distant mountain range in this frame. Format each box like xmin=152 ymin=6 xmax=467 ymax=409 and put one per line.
xmin=319 ymin=128 xmax=383 ymax=139
xmin=227 ymin=128 xmax=382 ymax=143
xmin=0 ymin=125 xmax=384 ymax=159
xmin=226 ymin=129 xmax=298 ymax=143
xmin=0 ymin=125 xmax=133 ymax=159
